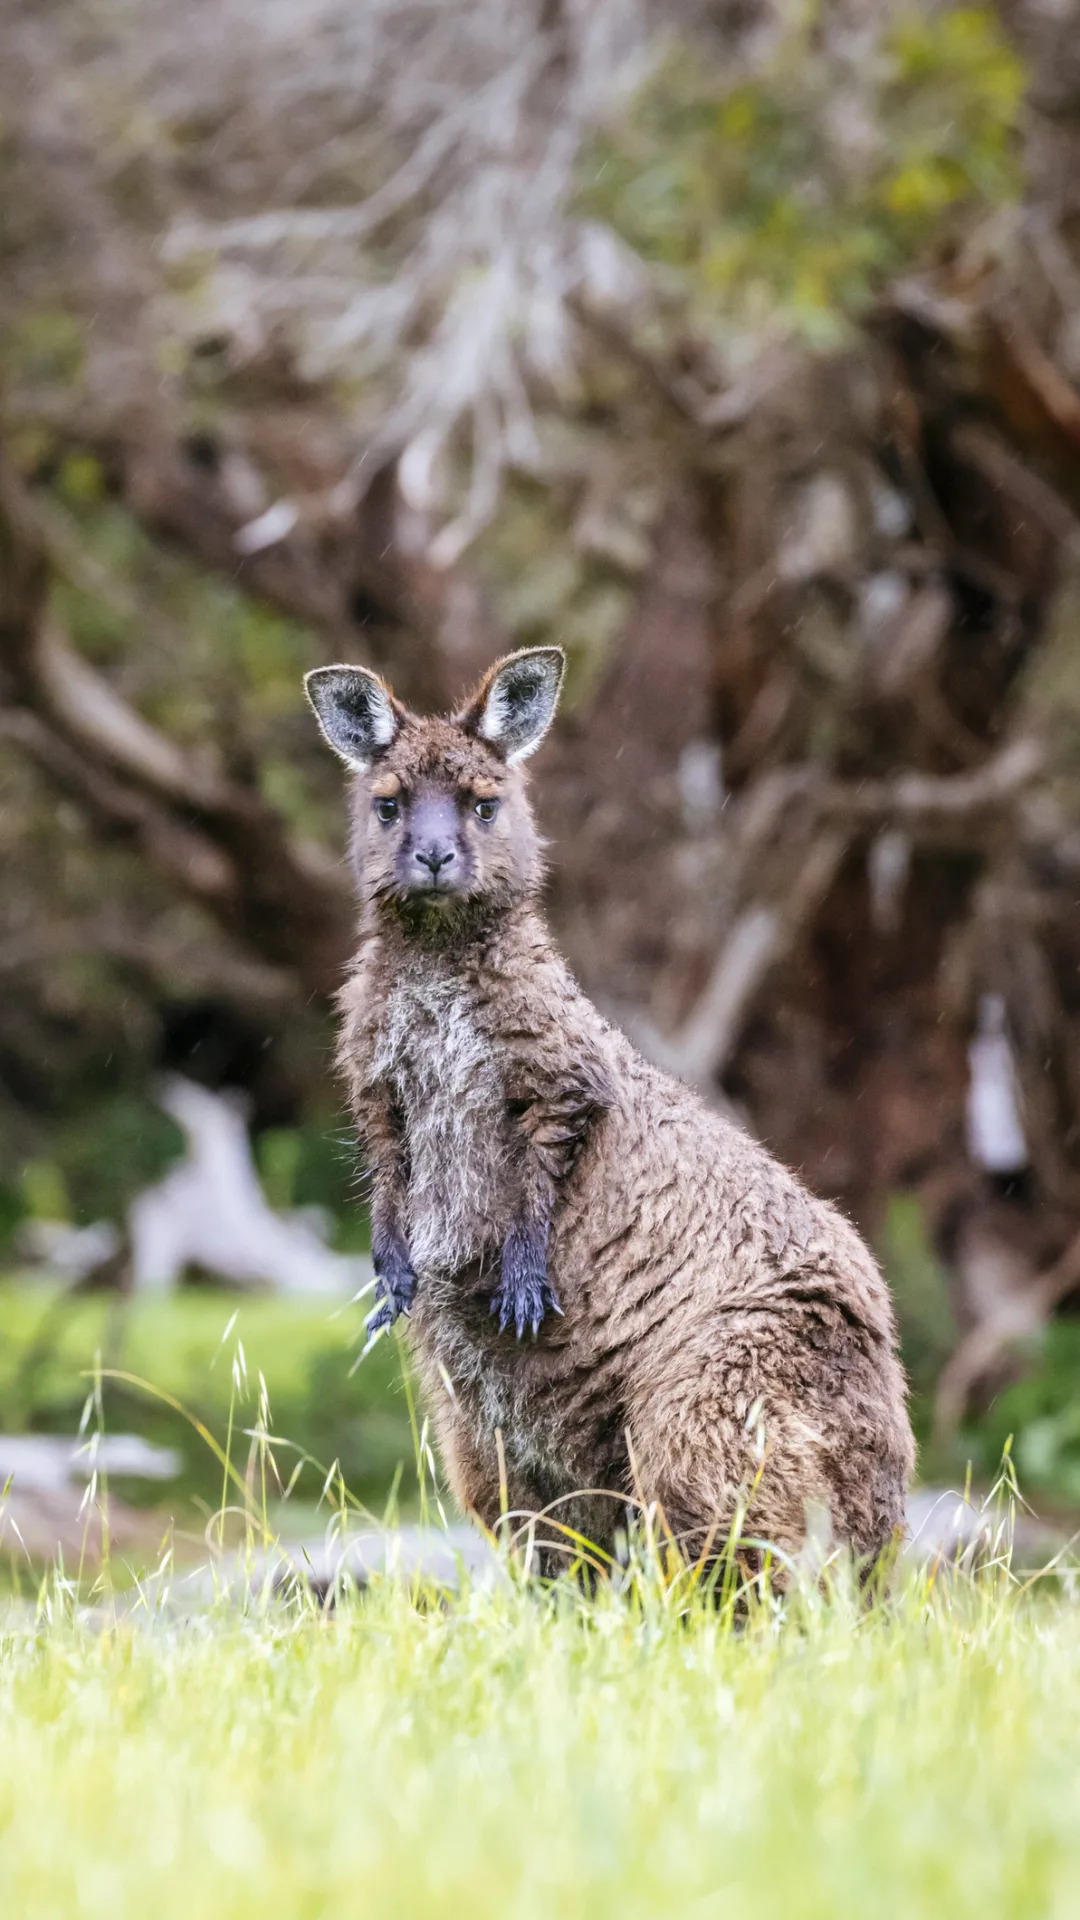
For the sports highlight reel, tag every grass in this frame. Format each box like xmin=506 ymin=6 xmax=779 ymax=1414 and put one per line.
xmin=3 ymin=1279 xmax=1080 ymax=1916
xmin=1 ymin=1550 xmax=1079 ymax=1918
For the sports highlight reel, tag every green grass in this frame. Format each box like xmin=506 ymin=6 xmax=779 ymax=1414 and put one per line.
xmin=0 ymin=1555 xmax=1078 ymax=1918
xmin=4 ymin=1275 xmax=1080 ymax=1915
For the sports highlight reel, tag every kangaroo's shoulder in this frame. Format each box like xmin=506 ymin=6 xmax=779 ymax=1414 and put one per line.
xmin=337 ymin=933 xmax=386 ymax=1033
xmin=476 ymin=914 xmax=619 ymax=1098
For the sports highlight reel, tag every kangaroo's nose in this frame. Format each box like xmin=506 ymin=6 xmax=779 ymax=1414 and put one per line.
xmin=414 ymin=842 xmax=456 ymax=877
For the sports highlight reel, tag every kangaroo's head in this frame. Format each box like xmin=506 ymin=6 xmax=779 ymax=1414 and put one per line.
xmin=305 ymin=647 xmax=564 ymax=935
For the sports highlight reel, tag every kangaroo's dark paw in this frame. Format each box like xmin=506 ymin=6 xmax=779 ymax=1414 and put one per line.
xmin=367 ymin=1233 xmax=417 ymax=1332
xmin=491 ymin=1229 xmax=562 ymax=1339
xmin=365 ymin=1293 xmax=397 ymax=1335
xmin=366 ymin=1278 xmax=414 ymax=1334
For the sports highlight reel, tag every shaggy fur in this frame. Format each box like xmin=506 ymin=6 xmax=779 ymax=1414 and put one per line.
xmin=307 ymin=648 xmax=915 ymax=1573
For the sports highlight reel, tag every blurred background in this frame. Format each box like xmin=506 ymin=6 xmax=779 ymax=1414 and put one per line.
xmin=3 ymin=0 xmax=1080 ymax=1565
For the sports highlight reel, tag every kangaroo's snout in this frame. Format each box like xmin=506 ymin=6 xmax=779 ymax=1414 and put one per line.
xmin=406 ymin=792 xmax=464 ymax=893
xmin=414 ymin=841 xmax=456 ymax=878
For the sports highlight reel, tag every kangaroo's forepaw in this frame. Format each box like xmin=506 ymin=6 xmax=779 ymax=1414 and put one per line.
xmin=367 ymin=1233 xmax=417 ymax=1333
xmin=491 ymin=1229 xmax=561 ymax=1339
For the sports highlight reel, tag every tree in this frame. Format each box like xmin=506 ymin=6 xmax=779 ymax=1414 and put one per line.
xmin=4 ymin=0 xmax=1080 ymax=1429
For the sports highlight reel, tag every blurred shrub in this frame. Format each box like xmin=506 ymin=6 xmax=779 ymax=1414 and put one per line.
xmin=5 ymin=310 xmax=85 ymax=387
xmin=878 ymin=1192 xmax=958 ymax=1398
xmin=880 ymin=1194 xmax=1080 ymax=1509
xmin=584 ymin=5 xmax=1022 ymax=345
xmin=20 ymin=1159 xmax=73 ymax=1225
xmin=874 ymin=1190 xmax=1080 ymax=1507
xmin=254 ymin=1121 xmax=368 ymax=1251
xmin=35 ymin=493 xmax=340 ymax=844
xmin=877 ymin=1191 xmax=958 ymax=1471
xmin=0 ymin=1181 xmax=22 ymax=1255
xmin=958 ymin=1320 xmax=1080 ymax=1510
xmin=0 ymin=1282 xmax=414 ymax=1518
xmin=49 ymin=1092 xmax=186 ymax=1229
xmin=471 ymin=472 xmax=643 ymax=686
xmin=2 ymin=1085 xmax=363 ymax=1266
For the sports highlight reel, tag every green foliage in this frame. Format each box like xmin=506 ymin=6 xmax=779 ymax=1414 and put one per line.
xmin=471 ymin=477 xmax=635 ymax=696
xmin=11 ymin=1095 xmax=363 ymax=1248
xmin=0 ymin=1283 xmax=413 ymax=1514
xmin=879 ymin=1191 xmax=958 ymax=1396
xmin=254 ymin=1128 xmax=303 ymax=1213
xmin=19 ymin=1161 xmax=71 ymax=1226
xmin=878 ymin=1194 xmax=1080 ymax=1508
xmin=48 ymin=1092 xmax=186 ymax=1230
xmin=253 ymin=1119 xmax=370 ymax=1253
xmin=4 ymin=310 xmax=85 ymax=388
xmin=8 ymin=1090 xmax=187 ymax=1240
xmin=0 ymin=1180 xmax=23 ymax=1258
xmin=42 ymin=492 xmax=339 ymax=843
xmin=54 ymin=452 xmax=106 ymax=507
xmin=960 ymin=1319 xmax=1080 ymax=1509
xmin=584 ymin=4 xmax=1022 ymax=344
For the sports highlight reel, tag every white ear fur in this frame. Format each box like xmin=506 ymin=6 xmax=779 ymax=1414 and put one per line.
xmin=473 ymin=647 xmax=565 ymax=765
xmin=304 ymin=665 xmax=399 ymax=770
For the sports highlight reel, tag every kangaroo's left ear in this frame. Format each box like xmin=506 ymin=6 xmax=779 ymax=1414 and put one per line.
xmin=457 ymin=647 xmax=565 ymax=765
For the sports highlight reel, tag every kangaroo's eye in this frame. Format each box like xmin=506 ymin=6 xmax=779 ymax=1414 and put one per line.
xmin=375 ymin=797 xmax=399 ymax=823
xmin=474 ymin=798 xmax=500 ymax=823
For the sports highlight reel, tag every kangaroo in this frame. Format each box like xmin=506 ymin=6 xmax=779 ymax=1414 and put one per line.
xmin=306 ymin=647 xmax=914 ymax=1574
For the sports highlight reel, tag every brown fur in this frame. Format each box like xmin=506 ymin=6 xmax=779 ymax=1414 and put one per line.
xmin=307 ymin=649 xmax=915 ymax=1574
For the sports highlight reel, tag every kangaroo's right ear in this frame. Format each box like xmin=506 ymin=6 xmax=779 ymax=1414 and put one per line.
xmin=304 ymin=665 xmax=403 ymax=770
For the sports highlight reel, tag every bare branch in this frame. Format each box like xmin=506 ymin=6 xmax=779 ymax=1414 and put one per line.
xmin=950 ymin=422 xmax=1080 ymax=558
xmin=0 ymin=921 xmax=295 ymax=1009
xmin=0 ymin=464 xmax=353 ymax=996
xmin=35 ymin=616 xmax=226 ymax=810
xmin=988 ymin=295 xmax=1080 ymax=455
xmin=934 ymin=1225 xmax=1080 ymax=1441
xmin=819 ymin=737 xmax=1045 ymax=830
xmin=0 ymin=710 xmax=238 ymax=903
xmin=626 ymin=739 xmax=1043 ymax=1091
xmin=628 ymin=831 xmax=846 ymax=1089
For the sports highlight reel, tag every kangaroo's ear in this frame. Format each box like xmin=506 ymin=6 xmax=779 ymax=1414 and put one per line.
xmin=304 ymin=665 xmax=403 ymax=770
xmin=457 ymin=647 xmax=565 ymax=765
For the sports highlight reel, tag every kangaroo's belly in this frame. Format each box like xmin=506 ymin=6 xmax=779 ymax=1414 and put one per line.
xmin=411 ymin=1251 xmax=630 ymax=1517
xmin=374 ymin=971 xmax=518 ymax=1275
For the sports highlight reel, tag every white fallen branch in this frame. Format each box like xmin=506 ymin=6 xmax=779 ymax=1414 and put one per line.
xmin=0 ymin=1434 xmax=181 ymax=1494
xmin=15 ymin=1219 xmax=121 ymax=1280
xmin=129 ymin=1077 xmax=371 ymax=1299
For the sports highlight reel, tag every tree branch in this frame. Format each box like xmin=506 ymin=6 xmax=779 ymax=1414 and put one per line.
xmin=934 ymin=1225 xmax=1080 ymax=1441
xmin=625 ymin=740 xmax=1044 ymax=1091
xmin=0 ymin=920 xmax=295 ymax=1009
xmin=818 ymin=737 xmax=1046 ymax=830
xmin=0 ymin=463 xmax=354 ymax=997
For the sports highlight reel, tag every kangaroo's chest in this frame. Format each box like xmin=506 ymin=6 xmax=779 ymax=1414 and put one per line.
xmin=374 ymin=972 xmax=516 ymax=1275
